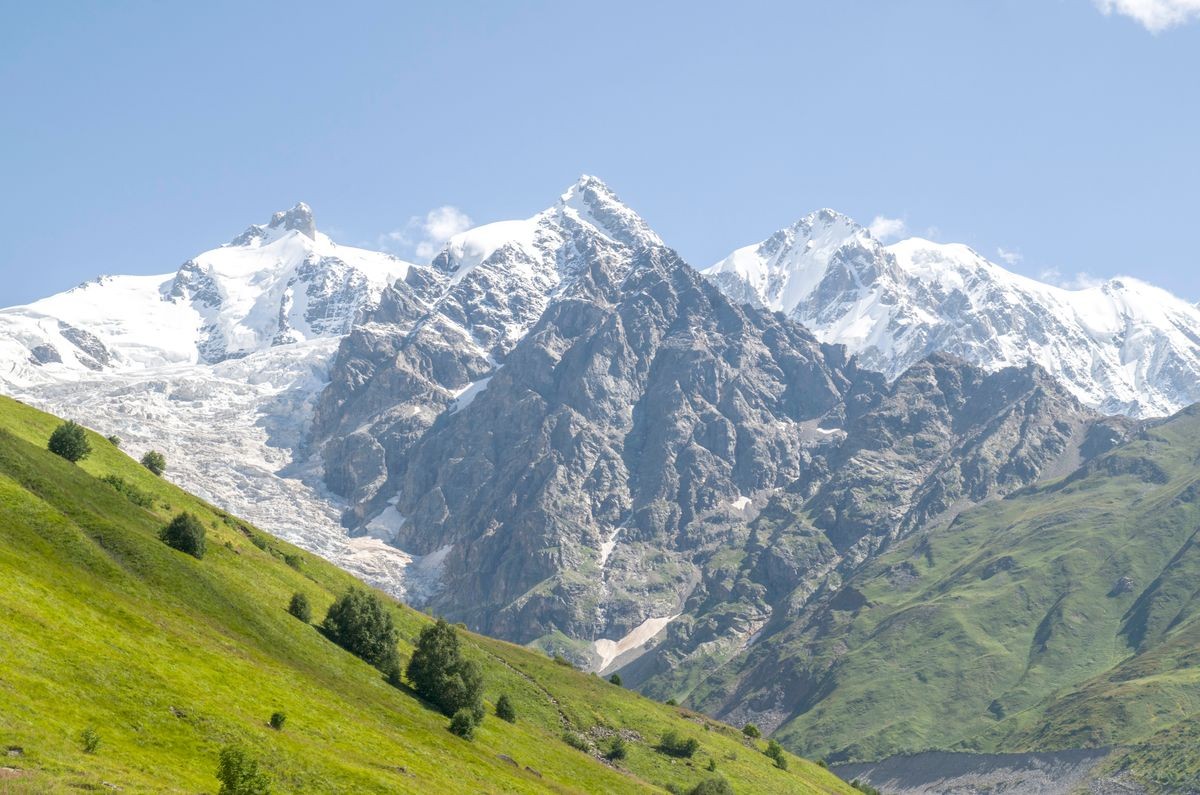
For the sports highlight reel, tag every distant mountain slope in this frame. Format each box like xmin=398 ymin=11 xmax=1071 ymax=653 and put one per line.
xmin=680 ymin=403 xmax=1200 ymax=791
xmin=703 ymin=210 xmax=1200 ymax=417
xmin=0 ymin=395 xmax=852 ymax=794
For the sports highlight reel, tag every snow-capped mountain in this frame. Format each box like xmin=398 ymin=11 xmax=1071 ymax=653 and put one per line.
xmin=310 ymin=175 xmax=665 ymax=514
xmin=0 ymin=203 xmax=407 ymax=384
xmin=703 ymin=209 xmax=1200 ymax=417
xmin=0 ymin=204 xmax=424 ymax=596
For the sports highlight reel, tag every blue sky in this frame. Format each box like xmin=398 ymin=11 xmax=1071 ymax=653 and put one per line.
xmin=2 ymin=0 xmax=1198 ymax=305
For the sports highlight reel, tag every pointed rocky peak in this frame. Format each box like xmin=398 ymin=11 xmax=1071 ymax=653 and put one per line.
xmin=555 ymin=175 xmax=663 ymax=249
xmin=229 ymin=202 xmax=318 ymax=246
xmin=268 ymin=202 xmax=317 ymax=239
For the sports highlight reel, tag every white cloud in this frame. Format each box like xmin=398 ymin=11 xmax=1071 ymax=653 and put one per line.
xmin=996 ymin=247 xmax=1023 ymax=266
xmin=1040 ymin=267 xmax=1104 ymax=290
xmin=1093 ymin=0 xmax=1200 ymax=32
xmin=868 ymin=215 xmax=907 ymax=242
xmin=380 ymin=205 xmax=473 ymax=261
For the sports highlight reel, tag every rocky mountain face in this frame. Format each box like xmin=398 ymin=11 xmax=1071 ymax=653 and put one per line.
xmin=306 ymin=183 xmax=1132 ymax=684
xmin=703 ymin=210 xmax=1200 ymax=418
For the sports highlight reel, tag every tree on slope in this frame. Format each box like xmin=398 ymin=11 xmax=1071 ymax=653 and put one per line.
xmin=49 ymin=420 xmax=91 ymax=463
xmin=406 ymin=618 xmax=484 ymax=719
xmin=321 ymin=588 xmax=399 ymax=671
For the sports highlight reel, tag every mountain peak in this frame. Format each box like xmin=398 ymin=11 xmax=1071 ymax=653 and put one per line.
xmin=229 ymin=202 xmax=317 ymax=246
xmin=268 ymin=202 xmax=317 ymax=239
xmin=556 ymin=175 xmax=663 ymax=249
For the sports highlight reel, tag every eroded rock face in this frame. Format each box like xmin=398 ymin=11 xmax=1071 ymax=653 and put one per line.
xmin=314 ymin=208 xmax=1121 ymax=683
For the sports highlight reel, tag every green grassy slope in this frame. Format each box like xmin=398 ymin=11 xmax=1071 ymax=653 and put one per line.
xmin=0 ymin=395 xmax=852 ymax=795
xmin=735 ymin=405 xmax=1200 ymax=788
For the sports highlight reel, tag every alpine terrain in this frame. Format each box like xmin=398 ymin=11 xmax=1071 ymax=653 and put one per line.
xmin=4 ymin=178 xmax=1200 ymax=792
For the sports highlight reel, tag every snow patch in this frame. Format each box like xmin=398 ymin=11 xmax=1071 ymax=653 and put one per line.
xmin=728 ymin=495 xmax=752 ymax=511
xmin=592 ymin=613 xmax=680 ymax=673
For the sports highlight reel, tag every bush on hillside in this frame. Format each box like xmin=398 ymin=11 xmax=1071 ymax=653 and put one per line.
xmin=106 ymin=434 xmax=121 ymax=448
xmin=287 ymin=592 xmax=311 ymax=622
xmin=269 ymin=711 xmax=286 ymax=730
xmin=609 ymin=673 xmax=622 ymax=686
xmin=657 ymin=730 xmax=699 ymax=758
xmin=160 ymin=512 xmax=206 ymax=559
xmin=406 ymin=618 xmax=484 ymax=719
xmin=79 ymin=727 xmax=100 ymax=754
xmin=216 ymin=745 xmax=271 ymax=795
xmin=321 ymin=588 xmax=399 ymax=671
xmin=741 ymin=722 xmax=760 ymax=739
xmin=688 ymin=777 xmax=734 ymax=795
xmin=765 ymin=739 xmax=787 ymax=770
xmin=448 ymin=708 xmax=478 ymax=740
xmin=606 ymin=736 xmax=628 ymax=761
xmin=48 ymin=420 xmax=91 ymax=463
xmin=141 ymin=449 xmax=167 ymax=476
xmin=495 ymin=693 xmax=516 ymax=723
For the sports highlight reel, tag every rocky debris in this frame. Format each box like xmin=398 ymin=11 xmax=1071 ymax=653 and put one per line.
xmin=1109 ymin=576 xmax=1136 ymax=597
xmin=29 ymin=343 xmax=61 ymax=364
xmin=832 ymin=749 xmax=1123 ymax=795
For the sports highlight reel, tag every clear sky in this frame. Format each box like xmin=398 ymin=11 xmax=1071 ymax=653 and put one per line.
xmin=2 ymin=0 xmax=1198 ymax=306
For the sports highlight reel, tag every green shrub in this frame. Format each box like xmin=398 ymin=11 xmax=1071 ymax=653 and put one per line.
xmin=250 ymin=534 xmax=270 ymax=551
xmin=48 ymin=421 xmax=91 ymax=463
xmin=765 ymin=739 xmax=787 ymax=770
xmin=141 ymin=449 xmax=167 ymax=476
xmin=283 ymin=552 xmax=303 ymax=570
xmin=79 ymin=727 xmax=100 ymax=754
xmin=563 ymin=731 xmax=590 ymax=752
xmin=101 ymin=474 xmax=154 ymax=507
xmin=406 ymin=618 xmax=484 ymax=719
xmin=606 ymin=736 xmax=628 ymax=761
xmin=609 ymin=673 xmax=622 ymax=686
xmin=322 ymin=588 xmax=400 ymax=671
xmin=688 ymin=777 xmax=734 ymax=795
xmin=852 ymin=782 xmax=882 ymax=795
xmin=657 ymin=730 xmax=699 ymax=758
xmin=665 ymin=698 xmax=678 ymax=706
xmin=706 ymin=757 xmax=717 ymax=771
xmin=269 ymin=711 xmax=286 ymax=730
xmin=495 ymin=693 xmax=516 ymax=723
xmin=287 ymin=592 xmax=311 ymax=622
xmin=106 ymin=434 xmax=121 ymax=448
xmin=216 ymin=745 xmax=271 ymax=794
xmin=553 ymin=653 xmax=573 ymax=667
xmin=160 ymin=512 xmax=206 ymax=559
xmin=741 ymin=722 xmax=760 ymax=739
xmin=448 ymin=708 xmax=478 ymax=740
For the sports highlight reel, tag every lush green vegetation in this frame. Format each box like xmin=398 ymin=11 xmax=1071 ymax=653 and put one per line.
xmin=740 ymin=405 xmax=1200 ymax=790
xmin=47 ymin=420 xmax=90 ymax=463
xmin=0 ymin=395 xmax=852 ymax=793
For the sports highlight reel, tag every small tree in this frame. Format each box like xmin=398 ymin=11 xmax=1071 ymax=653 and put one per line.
xmin=79 ymin=727 xmax=100 ymax=754
xmin=106 ymin=434 xmax=122 ymax=448
xmin=765 ymin=739 xmax=788 ymax=770
xmin=741 ymin=722 xmax=760 ymax=739
xmin=606 ymin=736 xmax=628 ymax=761
xmin=448 ymin=708 xmax=478 ymax=740
xmin=160 ymin=512 xmax=206 ymax=559
xmin=49 ymin=421 xmax=91 ymax=463
xmin=216 ymin=745 xmax=271 ymax=795
xmin=322 ymin=588 xmax=399 ymax=671
xmin=287 ymin=592 xmax=311 ymax=622
xmin=269 ymin=711 xmax=287 ymax=730
xmin=141 ymin=449 xmax=167 ymax=476
xmin=706 ymin=757 xmax=717 ymax=771
xmin=406 ymin=618 xmax=484 ymax=719
xmin=609 ymin=673 xmax=623 ymax=686
xmin=495 ymin=694 xmax=516 ymax=723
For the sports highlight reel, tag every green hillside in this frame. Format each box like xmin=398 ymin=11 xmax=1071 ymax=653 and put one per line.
xmin=0 ymin=395 xmax=853 ymax=794
xmin=728 ymin=405 xmax=1200 ymax=790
